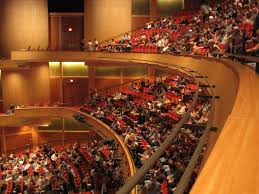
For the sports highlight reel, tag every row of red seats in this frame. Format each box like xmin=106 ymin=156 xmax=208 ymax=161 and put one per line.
xmin=196 ymin=48 xmax=209 ymax=56
xmin=164 ymin=112 xmax=181 ymax=122
xmin=134 ymin=28 xmax=170 ymax=40
xmin=6 ymin=180 xmax=13 ymax=194
xmin=80 ymin=148 xmax=94 ymax=165
xmin=165 ymin=93 xmax=181 ymax=101
xmin=71 ymin=162 xmax=81 ymax=188
xmin=121 ymin=88 xmax=155 ymax=101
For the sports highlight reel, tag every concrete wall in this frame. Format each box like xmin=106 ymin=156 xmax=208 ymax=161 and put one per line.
xmin=0 ymin=0 xmax=48 ymax=57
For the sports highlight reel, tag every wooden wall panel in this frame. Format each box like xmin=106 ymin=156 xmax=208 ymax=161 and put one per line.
xmin=63 ymin=78 xmax=88 ymax=106
xmin=61 ymin=16 xmax=84 ymax=51
xmin=50 ymin=78 xmax=61 ymax=104
xmin=95 ymin=78 xmax=121 ymax=91
xmin=184 ymin=0 xmax=201 ymax=10
xmin=0 ymin=0 xmax=48 ymax=57
xmin=157 ymin=0 xmax=184 ymax=16
xmin=38 ymin=132 xmax=63 ymax=144
xmin=49 ymin=16 xmax=61 ymax=51
xmin=84 ymin=0 xmax=132 ymax=42
xmin=131 ymin=16 xmax=150 ymax=30
xmin=2 ymin=63 xmax=50 ymax=110
xmin=150 ymin=0 xmax=157 ymax=20
xmin=132 ymin=0 xmax=150 ymax=15
xmin=5 ymin=133 xmax=32 ymax=152
xmin=4 ymin=126 xmax=31 ymax=135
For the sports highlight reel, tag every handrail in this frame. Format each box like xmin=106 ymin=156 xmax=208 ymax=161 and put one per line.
xmin=223 ymin=53 xmax=259 ymax=63
xmin=87 ymin=56 xmax=215 ymax=194
xmin=116 ymin=63 xmax=200 ymax=194
xmin=174 ymin=71 xmax=216 ymax=194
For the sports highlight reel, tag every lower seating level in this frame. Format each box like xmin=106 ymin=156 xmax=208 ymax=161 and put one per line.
xmin=0 ymin=140 xmax=123 ymax=194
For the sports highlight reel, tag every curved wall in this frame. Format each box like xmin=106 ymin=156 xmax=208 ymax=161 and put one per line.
xmin=0 ymin=0 xmax=48 ymax=57
xmin=10 ymin=52 xmax=239 ymax=133
xmin=84 ymin=0 xmax=132 ymax=42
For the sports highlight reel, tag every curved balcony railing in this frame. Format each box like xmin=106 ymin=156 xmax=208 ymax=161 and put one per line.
xmin=0 ymin=107 xmax=137 ymax=194
xmin=108 ymin=60 xmax=215 ymax=193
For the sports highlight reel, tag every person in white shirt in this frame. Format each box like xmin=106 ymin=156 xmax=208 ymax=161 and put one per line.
xmin=88 ymin=40 xmax=94 ymax=52
xmin=94 ymin=38 xmax=99 ymax=51
xmin=123 ymin=33 xmax=131 ymax=41
xmin=51 ymin=153 xmax=58 ymax=161
xmin=177 ymin=105 xmax=187 ymax=115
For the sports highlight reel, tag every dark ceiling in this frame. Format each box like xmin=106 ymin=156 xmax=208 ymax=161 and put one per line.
xmin=48 ymin=0 xmax=84 ymax=12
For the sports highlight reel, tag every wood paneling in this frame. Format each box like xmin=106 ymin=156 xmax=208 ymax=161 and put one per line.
xmin=150 ymin=0 xmax=157 ymax=20
xmin=63 ymin=78 xmax=88 ymax=106
xmin=49 ymin=16 xmax=61 ymax=51
xmin=95 ymin=78 xmax=121 ymax=90
xmin=84 ymin=0 xmax=132 ymax=42
xmin=184 ymin=0 xmax=201 ymax=10
xmin=37 ymin=131 xmax=100 ymax=145
xmin=132 ymin=0 xmax=150 ymax=15
xmin=2 ymin=63 xmax=50 ymax=110
xmin=131 ymin=16 xmax=150 ymax=30
xmin=191 ymin=61 xmax=259 ymax=194
xmin=50 ymin=78 xmax=61 ymax=104
xmin=157 ymin=0 xmax=184 ymax=16
xmin=5 ymin=133 xmax=32 ymax=152
xmin=61 ymin=16 xmax=84 ymax=51
xmin=0 ymin=0 xmax=48 ymax=57
xmin=63 ymin=82 xmax=81 ymax=106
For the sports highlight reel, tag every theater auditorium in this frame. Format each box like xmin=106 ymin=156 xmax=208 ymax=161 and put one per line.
xmin=0 ymin=0 xmax=258 ymax=193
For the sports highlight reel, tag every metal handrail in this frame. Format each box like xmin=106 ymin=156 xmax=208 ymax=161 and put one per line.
xmin=174 ymin=71 xmax=216 ymax=194
xmin=116 ymin=62 xmax=200 ymax=194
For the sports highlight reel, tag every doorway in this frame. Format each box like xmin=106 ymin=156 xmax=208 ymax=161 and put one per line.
xmin=63 ymin=81 xmax=81 ymax=107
